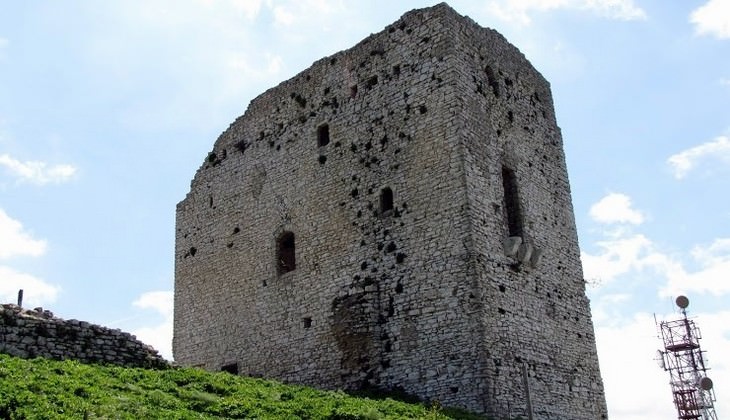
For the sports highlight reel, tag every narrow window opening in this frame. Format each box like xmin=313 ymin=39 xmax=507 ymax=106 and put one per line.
xmin=302 ymin=317 xmax=312 ymax=329
xmin=277 ymin=231 xmax=296 ymax=275
xmin=350 ymin=85 xmax=358 ymax=98
xmin=317 ymin=124 xmax=330 ymax=147
xmin=485 ymin=65 xmax=500 ymax=97
xmin=220 ymin=362 xmax=239 ymax=375
xmin=502 ymin=166 xmax=523 ymax=237
xmin=380 ymin=187 xmax=394 ymax=215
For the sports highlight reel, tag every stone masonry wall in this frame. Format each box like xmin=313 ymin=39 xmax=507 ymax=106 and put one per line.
xmin=448 ymin=13 xmax=608 ymax=419
xmin=174 ymin=3 xmax=607 ymax=419
xmin=0 ymin=304 xmax=167 ymax=369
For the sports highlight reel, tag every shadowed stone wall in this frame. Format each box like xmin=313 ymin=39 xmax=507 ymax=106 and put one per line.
xmin=173 ymin=3 xmax=607 ymax=418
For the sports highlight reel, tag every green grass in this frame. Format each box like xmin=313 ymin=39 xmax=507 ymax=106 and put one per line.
xmin=0 ymin=354 xmax=486 ymax=419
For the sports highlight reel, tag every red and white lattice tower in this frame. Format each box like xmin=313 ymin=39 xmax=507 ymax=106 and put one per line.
xmin=657 ymin=295 xmax=718 ymax=420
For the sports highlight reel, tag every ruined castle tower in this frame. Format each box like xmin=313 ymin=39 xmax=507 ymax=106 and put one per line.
xmin=173 ymin=4 xmax=607 ymax=418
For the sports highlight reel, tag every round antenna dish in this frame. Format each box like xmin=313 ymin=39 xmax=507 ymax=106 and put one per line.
xmin=699 ymin=377 xmax=713 ymax=391
xmin=676 ymin=295 xmax=690 ymax=309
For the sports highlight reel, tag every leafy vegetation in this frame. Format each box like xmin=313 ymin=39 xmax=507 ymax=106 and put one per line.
xmin=0 ymin=354 xmax=485 ymax=419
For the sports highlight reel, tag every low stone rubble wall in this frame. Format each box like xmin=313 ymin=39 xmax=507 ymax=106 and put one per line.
xmin=0 ymin=304 xmax=168 ymax=369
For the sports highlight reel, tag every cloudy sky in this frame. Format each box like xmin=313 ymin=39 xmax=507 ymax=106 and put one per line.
xmin=1 ymin=0 xmax=728 ymax=418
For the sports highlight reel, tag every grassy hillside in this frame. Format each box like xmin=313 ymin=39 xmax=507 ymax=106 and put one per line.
xmin=0 ymin=354 xmax=485 ymax=419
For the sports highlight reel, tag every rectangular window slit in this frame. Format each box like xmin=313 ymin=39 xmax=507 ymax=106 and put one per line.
xmin=502 ymin=166 xmax=523 ymax=237
xmin=317 ymin=124 xmax=330 ymax=147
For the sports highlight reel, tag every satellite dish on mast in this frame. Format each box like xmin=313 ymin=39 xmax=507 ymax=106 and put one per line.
xmin=655 ymin=350 xmax=666 ymax=370
xmin=676 ymin=295 xmax=689 ymax=309
xmin=699 ymin=377 xmax=714 ymax=391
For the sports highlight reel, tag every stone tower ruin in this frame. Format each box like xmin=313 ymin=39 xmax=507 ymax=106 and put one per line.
xmin=173 ymin=4 xmax=607 ymax=418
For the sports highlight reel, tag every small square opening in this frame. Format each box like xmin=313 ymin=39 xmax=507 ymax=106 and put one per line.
xmin=221 ymin=362 xmax=239 ymax=375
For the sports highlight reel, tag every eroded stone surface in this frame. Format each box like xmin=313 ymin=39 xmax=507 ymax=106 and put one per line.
xmin=173 ymin=4 xmax=607 ymax=418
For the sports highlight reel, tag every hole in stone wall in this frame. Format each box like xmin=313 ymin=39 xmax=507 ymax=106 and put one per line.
xmin=302 ymin=317 xmax=312 ymax=329
xmin=318 ymin=155 xmax=327 ymax=165
xmin=317 ymin=124 xmax=330 ymax=147
xmin=220 ymin=362 xmax=239 ymax=375
xmin=502 ymin=166 xmax=523 ymax=237
xmin=350 ymin=85 xmax=358 ymax=98
xmin=277 ymin=231 xmax=296 ymax=275
xmin=291 ymin=92 xmax=307 ymax=108
xmin=380 ymin=187 xmax=393 ymax=215
xmin=366 ymin=75 xmax=378 ymax=89
xmin=234 ymin=140 xmax=247 ymax=154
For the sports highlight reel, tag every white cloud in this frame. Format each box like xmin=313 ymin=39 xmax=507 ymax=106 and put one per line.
xmin=273 ymin=5 xmax=296 ymax=25
xmin=0 ymin=37 xmax=8 ymax=59
xmin=667 ymin=136 xmax=730 ymax=179
xmin=270 ymin=0 xmax=346 ymax=27
xmin=131 ymin=290 xmax=174 ymax=360
xmin=133 ymin=290 xmax=173 ymax=317
xmin=721 ymin=78 xmax=730 ymax=87
xmin=582 ymin=0 xmax=647 ymax=20
xmin=690 ymin=0 xmax=730 ymax=39
xmin=147 ymin=0 xmax=263 ymax=23
xmin=228 ymin=52 xmax=284 ymax=80
xmin=0 ymin=265 xmax=60 ymax=307
xmin=582 ymin=192 xmax=730 ymax=296
xmin=594 ymin=312 xmax=676 ymax=419
xmin=582 ymin=228 xmax=730 ymax=297
xmin=581 ymin=233 xmax=676 ymax=284
xmin=486 ymin=0 xmax=646 ymax=25
xmin=0 ymin=208 xmax=47 ymax=259
xmin=661 ymin=238 xmax=730 ymax=297
xmin=229 ymin=0 xmax=263 ymax=20
xmin=589 ymin=192 xmax=644 ymax=225
xmin=0 ymin=154 xmax=77 ymax=185
xmin=0 ymin=208 xmax=59 ymax=308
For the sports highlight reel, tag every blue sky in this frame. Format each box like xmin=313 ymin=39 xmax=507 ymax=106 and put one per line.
xmin=0 ymin=1 xmax=728 ymax=418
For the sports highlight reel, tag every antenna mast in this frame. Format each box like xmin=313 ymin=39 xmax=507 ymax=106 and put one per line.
xmin=657 ymin=295 xmax=718 ymax=420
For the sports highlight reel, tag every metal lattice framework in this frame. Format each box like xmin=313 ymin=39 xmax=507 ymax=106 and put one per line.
xmin=657 ymin=296 xmax=718 ymax=420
